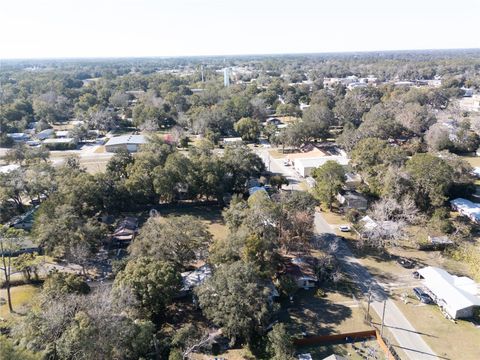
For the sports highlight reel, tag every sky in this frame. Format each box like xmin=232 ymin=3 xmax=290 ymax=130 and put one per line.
xmin=1 ymin=0 xmax=479 ymax=59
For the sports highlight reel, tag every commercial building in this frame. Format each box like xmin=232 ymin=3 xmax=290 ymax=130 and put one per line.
xmin=105 ymin=134 xmax=147 ymax=152
xmin=293 ymin=155 xmax=349 ymax=177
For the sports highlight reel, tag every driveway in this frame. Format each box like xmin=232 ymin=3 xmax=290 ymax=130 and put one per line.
xmin=314 ymin=213 xmax=439 ymax=360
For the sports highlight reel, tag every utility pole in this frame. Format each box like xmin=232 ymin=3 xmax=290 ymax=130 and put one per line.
xmin=365 ymin=286 xmax=372 ymax=323
xmin=380 ymin=300 xmax=387 ymax=336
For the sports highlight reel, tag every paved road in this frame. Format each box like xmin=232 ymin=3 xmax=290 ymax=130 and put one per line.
xmin=314 ymin=213 xmax=439 ymax=360
xmin=256 ymin=147 xmax=302 ymax=190
xmin=255 ymin=147 xmax=439 ymax=360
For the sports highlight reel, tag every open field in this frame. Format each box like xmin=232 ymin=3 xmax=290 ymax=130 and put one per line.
xmin=0 ymin=284 xmax=41 ymax=319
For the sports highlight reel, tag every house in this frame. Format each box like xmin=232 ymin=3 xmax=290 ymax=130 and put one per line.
xmin=450 ymin=198 xmax=480 ymax=223
xmin=55 ymin=130 xmax=70 ymax=138
xmin=111 ymin=217 xmax=139 ymax=244
xmin=266 ymin=117 xmax=282 ymax=126
xmin=336 ymin=191 xmax=368 ymax=211
xmin=105 ymin=134 xmax=147 ymax=153
xmin=417 ymin=266 xmax=480 ymax=319
xmin=359 ymin=215 xmax=377 ymax=232
xmin=7 ymin=133 xmax=30 ymax=142
xmin=43 ymin=138 xmax=77 ymax=150
xmin=0 ymin=164 xmax=20 ymax=174
xmin=283 ymin=257 xmax=318 ymax=290
xmin=221 ymin=137 xmax=243 ymax=146
xmin=36 ymin=129 xmax=55 ymax=140
xmin=179 ymin=264 xmax=213 ymax=297
xmin=344 ymin=172 xmax=362 ymax=190
xmin=9 ymin=206 xmax=38 ymax=230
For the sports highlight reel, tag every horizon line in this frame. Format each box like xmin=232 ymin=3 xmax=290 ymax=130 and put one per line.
xmin=2 ymin=47 xmax=480 ymax=62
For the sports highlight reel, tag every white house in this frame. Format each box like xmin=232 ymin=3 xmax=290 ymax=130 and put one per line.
xmin=418 ymin=267 xmax=480 ymax=319
xmin=105 ymin=134 xmax=147 ymax=153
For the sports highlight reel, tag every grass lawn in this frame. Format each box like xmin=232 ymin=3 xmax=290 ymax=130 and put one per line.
xmin=278 ymin=286 xmax=371 ymax=338
xmin=267 ymin=149 xmax=286 ymax=159
xmin=158 ymin=205 xmax=228 ymax=241
xmin=0 ymin=284 xmax=41 ymax=319
xmin=461 ymin=155 xmax=480 ymax=168
xmin=393 ymin=297 xmax=480 ymax=360
xmin=190 ymin=349 xmax=255 ymax=360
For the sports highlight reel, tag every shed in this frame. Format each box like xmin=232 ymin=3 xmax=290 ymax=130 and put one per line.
xmin=417 ymin=266 xmax=480 ymax=319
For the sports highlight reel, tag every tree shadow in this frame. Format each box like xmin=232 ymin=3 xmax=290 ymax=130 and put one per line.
xmin=277 ymin=291 xmax=353 ymax=337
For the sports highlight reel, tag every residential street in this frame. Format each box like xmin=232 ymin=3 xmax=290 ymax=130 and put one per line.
xmin=256 ymin=147 xmax=439 ymax=360
xmin=314 ymin=213 xmax=439 ymax=360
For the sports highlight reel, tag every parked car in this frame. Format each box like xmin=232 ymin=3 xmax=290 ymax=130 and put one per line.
xmin=283 ymin=160 xmax=290 ymax=166
xmin=397 ymin=257 xmax=415 ymax=269
xmin=413 ymin=287 xmax=433 ymax=304
xmin=339 ymin=225 xmax=351 ymax=232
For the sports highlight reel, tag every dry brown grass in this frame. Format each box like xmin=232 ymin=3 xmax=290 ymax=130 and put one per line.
xmin=394 ymin=298 xmax=480 ymax=360
xmin=0 ymin=285 xmax=40 ymax=319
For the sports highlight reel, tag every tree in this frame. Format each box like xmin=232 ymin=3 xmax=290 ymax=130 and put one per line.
xmin=222 ymin=146 xmax=265 ymax=192
xmin=0 ymin=336 xmax=38 ymax=360
xmin=129 ymin=215 xmax=212 ymax=268
xmin=269 ymin=174 xmax=289 ymax=190
xmin=42 ymin=270 xmax=91 ymax=298
xmin=406 ymin=153 xmax=454 ymax=209
xmin=106 ymin=148 xmax=134 ymax=180
xmin=362 ymin=196 xmax=419 ymax=248
xmin=311 ymin=161 xmax=346 ymax=210
xmin=33 ymin=204 xmax=107 ymax=259
xmin=15 ymin=287 xmax=156 ymax=359
xmin=395 ymin=102 xmax=435 ymax=135
xmin=425 ymin=123 xmax=453 ymax=152
xmin=0 ymin=227 xmax=26 ymax=313
xmin=234 ymin=117 xmax=261 ymax=142
xmin=114 ymin=257 xmax=181 ymax=317
xmin=195 ymin=261 xmax=271 ymax=345
xmin=84 ymin=107 xmax=117 ymax=132
xmin=267 ymin=323 xmax=295 ymax=360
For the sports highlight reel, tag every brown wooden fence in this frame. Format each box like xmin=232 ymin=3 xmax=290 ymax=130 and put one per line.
xmin=293 ymin=329 xmax=396 ymax=360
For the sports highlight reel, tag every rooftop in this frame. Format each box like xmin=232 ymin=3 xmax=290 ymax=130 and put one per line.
xmin=105 ymin=134 xmax=147 ymax=146
xmin=418 ymin=266 xmax=480 ymax=313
